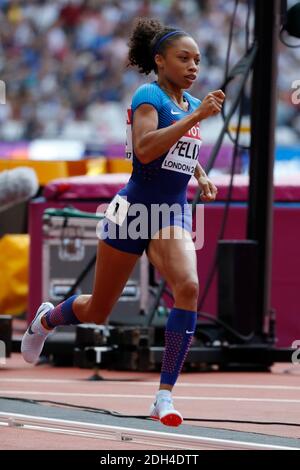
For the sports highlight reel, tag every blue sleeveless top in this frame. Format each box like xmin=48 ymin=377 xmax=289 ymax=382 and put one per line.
xmin=124 ymin=81 xmax=202 ymax=204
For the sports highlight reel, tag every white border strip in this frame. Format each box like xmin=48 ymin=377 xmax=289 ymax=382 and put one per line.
xmin=2 ymin=378 xmax=300 ymax=391
xmin=0 ymin=412 xmax=298 ymax=451
xmin=1 ymin=390 xmax=300 ymax=404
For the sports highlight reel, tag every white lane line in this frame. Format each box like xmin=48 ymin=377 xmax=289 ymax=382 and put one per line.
xmin=2 ymin=390 xmax=300 ymax=404
xmin=0 ymin=412 xmax=298 ymax=450
xmin=2 ymin=378 xmax=300 ymax=391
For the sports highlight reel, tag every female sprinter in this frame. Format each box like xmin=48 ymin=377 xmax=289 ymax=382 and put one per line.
xmin=22 ymin=17 xmax=225 ymax=427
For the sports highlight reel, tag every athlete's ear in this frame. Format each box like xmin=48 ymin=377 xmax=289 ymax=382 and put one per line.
xmin=154 ymin=53 xmax=164 ymax=71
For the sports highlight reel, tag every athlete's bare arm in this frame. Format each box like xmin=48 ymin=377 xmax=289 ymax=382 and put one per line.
xmin=132 ymin=90 xmax=225 ymax=164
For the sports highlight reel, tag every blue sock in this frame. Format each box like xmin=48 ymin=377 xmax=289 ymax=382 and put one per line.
xmin=160 ymin=307 xmax=197 ymax=386
xmin=44 ymin=295 xmax=82 ymax=328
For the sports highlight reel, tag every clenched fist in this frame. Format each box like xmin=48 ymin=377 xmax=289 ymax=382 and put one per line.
xmin=196 ymin=90 xmax=225 ymax=121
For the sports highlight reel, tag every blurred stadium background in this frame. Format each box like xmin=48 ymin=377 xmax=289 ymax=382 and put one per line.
xmin=0 ymin=0 xmax=299 ymax=334
xmin=1 ymin=4 xmax=300 ymax=451
xmin=0 ymin=0 xmax=298 ymax=168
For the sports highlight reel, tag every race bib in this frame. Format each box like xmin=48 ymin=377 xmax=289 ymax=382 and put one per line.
xmin=162 ymin=123 xmax=202 ymax=175
xmin=105 ymin=194 xmax=130 ymax=226
xmin=125 ymin=108 xmax=133 ymax=160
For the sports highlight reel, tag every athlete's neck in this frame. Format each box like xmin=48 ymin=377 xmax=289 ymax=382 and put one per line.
xmin=157 ymin=78 xmax=185 ymax=108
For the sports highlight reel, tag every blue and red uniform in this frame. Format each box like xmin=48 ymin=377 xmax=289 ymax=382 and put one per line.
xmin=100 ymin=80 xmax=202 ymax=255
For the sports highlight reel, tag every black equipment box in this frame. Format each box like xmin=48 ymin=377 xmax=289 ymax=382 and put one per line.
xmin=42 ymin=207 xmax=153 ymax=325
xmin=0 ymin=315 xmax=12 ymax=362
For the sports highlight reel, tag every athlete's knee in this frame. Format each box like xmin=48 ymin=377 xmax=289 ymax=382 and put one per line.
xmin=174 ymin=278 xmax=199 ymax=303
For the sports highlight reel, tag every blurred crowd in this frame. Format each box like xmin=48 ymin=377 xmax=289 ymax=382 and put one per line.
xmin=0 ymin=0 xmax=299 ymax=144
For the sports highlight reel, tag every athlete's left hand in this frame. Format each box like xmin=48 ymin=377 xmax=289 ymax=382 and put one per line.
xmin=198 ymin=175 xmax=218 ymax=202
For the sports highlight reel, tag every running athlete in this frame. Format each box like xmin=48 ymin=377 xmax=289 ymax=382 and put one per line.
xmin=22 ymin=18 xmax=225 ymax=427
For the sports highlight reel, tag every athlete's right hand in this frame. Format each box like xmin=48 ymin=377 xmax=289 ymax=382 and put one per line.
xmin=195 ymin=90 xmax=225 ymax=120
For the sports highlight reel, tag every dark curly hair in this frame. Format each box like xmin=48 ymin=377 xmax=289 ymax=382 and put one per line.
xmin=127 ymin=17 xmax=189 ymax=75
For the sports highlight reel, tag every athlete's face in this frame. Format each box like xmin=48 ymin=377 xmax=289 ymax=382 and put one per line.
xmin=156 ymin=36 xmax=200 ymax=89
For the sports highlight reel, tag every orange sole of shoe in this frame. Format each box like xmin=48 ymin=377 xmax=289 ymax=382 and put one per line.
xmin=160 ymin=413 xmax=183 ymax=427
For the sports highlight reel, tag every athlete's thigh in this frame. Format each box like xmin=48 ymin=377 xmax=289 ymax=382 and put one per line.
xmin=89 ymin=240 xmax=140 ymax=313
xmin=147 ymin=226 xmax=198 ymax=289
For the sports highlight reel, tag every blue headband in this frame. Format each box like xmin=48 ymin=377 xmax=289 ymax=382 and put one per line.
xmin=152 ymin=30 xmax=186 ymax=57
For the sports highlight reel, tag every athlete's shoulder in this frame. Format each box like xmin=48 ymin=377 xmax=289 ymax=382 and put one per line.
xmin=131 ymin=82 xmax=163 ymax=112
xmin=133 ymin=81 xmax=164 ymax=95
